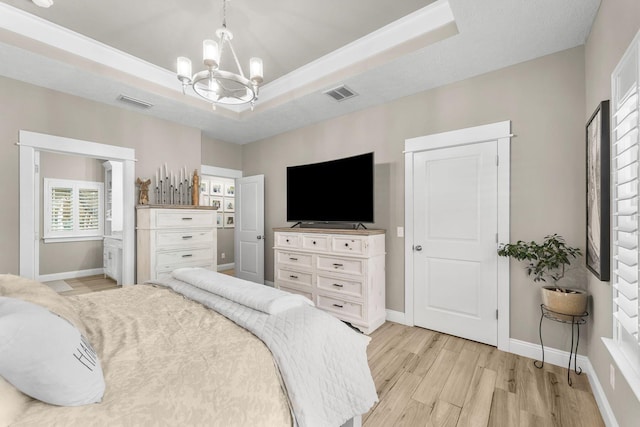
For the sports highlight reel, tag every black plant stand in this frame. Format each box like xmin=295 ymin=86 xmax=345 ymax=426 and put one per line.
xmin=534 ymin=304 xmax=588 ymax=386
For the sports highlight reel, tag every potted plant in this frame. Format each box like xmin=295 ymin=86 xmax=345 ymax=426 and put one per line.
xmin=498 ymin=234 xmax=587 ymax=317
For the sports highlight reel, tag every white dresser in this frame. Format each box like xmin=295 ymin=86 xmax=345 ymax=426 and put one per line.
xmin=273 ymin=228 xmax=386 ymax=334
xmin=136 ymin=206 xmax=217 ymax=283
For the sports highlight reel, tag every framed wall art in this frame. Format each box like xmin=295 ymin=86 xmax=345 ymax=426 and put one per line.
xmin=210 ymin=181 xmax=223 ymax=195
xmin=586 ymin=100 xmax=610 ymax=281
xmin=224 ymin=213 xmax=235 ymax=228
xmin=225 ymin=198 xmax=235 ymax=212
xmin=210 ymin=196 xmax=222 ymax=211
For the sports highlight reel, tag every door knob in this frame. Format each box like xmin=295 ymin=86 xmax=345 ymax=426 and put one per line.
xmin=257 ymin=235 xmax=264 ymax=240
xmin=414 ymin=245 xmax=423 ymax=251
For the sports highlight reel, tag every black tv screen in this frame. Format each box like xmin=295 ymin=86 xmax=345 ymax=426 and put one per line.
xmin=287 ymin=152 xmax=374 ymax=223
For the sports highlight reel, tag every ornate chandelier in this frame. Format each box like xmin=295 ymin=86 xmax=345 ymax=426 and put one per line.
xmin=176 ymin=0 xmax=263 ymax=108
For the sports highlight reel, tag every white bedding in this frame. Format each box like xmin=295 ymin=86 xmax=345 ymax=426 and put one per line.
xmin=152 ymin=269 xmax=378 ymax=427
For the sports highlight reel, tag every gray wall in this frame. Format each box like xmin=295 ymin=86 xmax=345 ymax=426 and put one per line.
xmin=584 ymin=1 xmax=640 ymax=426
xmin=0 ymin=75 xmax=202 ymax=280
xmin=243 ymin=46 xmax=587 ymax=353
xmin=39 ymin=152 xmax=104 ymax=275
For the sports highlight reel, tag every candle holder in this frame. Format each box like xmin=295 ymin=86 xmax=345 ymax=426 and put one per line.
xmin=152 ymin=163 xmax=196 ymax=206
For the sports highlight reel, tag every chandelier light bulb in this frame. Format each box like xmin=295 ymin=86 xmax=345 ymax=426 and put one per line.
xmin=203 ymin=40 xmax=219 ymax=69
xmin=177 ymin=57 xmax=192 ymax=82
xmin=250 ymin=57 xmax=263 ymax=84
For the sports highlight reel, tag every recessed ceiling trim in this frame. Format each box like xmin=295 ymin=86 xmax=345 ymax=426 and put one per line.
xmin=259 ymin=0 xmax=455 ymax=105
xmin=0 ymin=0 xmax=454 ymax=117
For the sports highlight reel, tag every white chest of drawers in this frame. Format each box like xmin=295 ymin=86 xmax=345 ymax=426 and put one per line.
xmin=273 ymin=228 xmax=386 ymax=334
xmin=136 ymin=207 xmax=217 ymax=283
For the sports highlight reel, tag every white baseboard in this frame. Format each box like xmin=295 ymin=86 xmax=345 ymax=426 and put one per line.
xmin=38 ymin=268 xmax=104 ymax=282
xmin=217 ymin=263 xmax=235 ymax=271
xmin=580 ymin=357 xmax=619 ymax=427
xmin=386 ymin=309 xmax=412 ymax=325
xmin=509 ymin=339 xmax=618 ymax=427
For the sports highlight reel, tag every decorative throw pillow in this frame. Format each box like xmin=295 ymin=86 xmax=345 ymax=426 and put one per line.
xmin=0 ymin=297 xmax=105 ymax=407
xmin=0 ymin=274 xmax=87 ymax=335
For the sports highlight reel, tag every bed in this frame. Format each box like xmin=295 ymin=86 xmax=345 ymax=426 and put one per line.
xmin=0 ymin=269 xmax=378 ymax=427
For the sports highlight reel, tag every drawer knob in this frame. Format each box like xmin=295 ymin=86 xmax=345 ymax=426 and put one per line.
xmin=333 ymin=263 xmax=343 ymax=268
xmin=286 ymin=239 xmax=290 ymax=242
xmin=182 ymin=254 xmax=193 ymax=258
xmin=289 ymin=257 xmax=298 ymax=261
xmin=333 ymin=303 xmax=344 ymax=309
xmin=182 ymin=235 xmax=193 ymax=239
xmin=345 ymin=243 xmax=349 ymax=247
xmin=332 ymin=283 xmax=344 ymax=288
xmin=182 ymin=217 xmax=193 ymax=220
xmin=289 ymin=275 xmax=298 ymax=279
xmin=312 ymin=241 xmax=317 ymax=245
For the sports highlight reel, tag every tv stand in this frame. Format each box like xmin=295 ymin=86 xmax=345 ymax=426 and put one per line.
xmin=273 ymin=227 xmax=386 ymax=334
xmin=292 ymin=222 xmax=370 ymax=230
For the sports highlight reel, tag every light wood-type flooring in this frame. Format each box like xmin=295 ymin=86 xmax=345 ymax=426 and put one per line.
xmin=362 ymin=321 xmax=604 ymax=427
xmin=62 ymin=274 xmax=604 ymax=427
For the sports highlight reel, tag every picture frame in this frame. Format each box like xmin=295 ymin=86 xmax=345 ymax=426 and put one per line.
xmin=224 ymin=198 xmax=235 ymax=212
xmin=225 ymin=183 xmax=235 ymax=197
xmin=210 ymin=181 xmax=223 ymax=195
xmin=201 ymin=195 xmax=210 ymax=207
xmin=200 ymin=181 xmax=209 ymax=195
xmin=211 ymin=196 xmax=223 ymax=211
xmin=586 ymin=100 xmax=610 ymax=281
xmin=216 ymin=212 xmax=224 ymax=228
xmin=224 ymin=213 xmax=235 ymax=228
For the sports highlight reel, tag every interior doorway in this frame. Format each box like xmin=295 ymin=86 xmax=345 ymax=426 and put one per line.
xmin=19 ymin=131 xmax=136 ymax=285
xmin=404 ymin=121 xmax=511 ymax=351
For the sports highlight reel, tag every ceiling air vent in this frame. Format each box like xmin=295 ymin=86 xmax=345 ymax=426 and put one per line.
xmin=117 ymin=94 xmax=153 ymax=109
xmin=323 ymin=85 xmax=358 ymax=102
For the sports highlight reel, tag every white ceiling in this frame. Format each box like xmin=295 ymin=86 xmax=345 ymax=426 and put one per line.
xmin=0 ymin=0 xmax=600 ymax=144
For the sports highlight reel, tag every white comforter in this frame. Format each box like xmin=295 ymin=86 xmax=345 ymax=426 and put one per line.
xmin=152 ymin=268 xmax=378 ymax=427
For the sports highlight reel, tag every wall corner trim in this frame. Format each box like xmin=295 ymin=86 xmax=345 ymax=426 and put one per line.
xmin=386 ymin=309 xmax=412 ymax=326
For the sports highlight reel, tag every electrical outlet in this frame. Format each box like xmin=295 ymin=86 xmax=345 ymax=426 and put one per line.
xmin=221 ymin=252 xmax=226 ymax=260
xmin=397 ymin=226 xmax=404 ymax=238
xmin=610 ymin=364 xmax=615 ymax=390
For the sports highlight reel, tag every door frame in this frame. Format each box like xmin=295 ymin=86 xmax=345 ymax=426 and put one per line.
xmin=201 ymin=164 xmax=243 ymax=271
xmin=404 ymin=121 xmax=511 ymax=351
xmin=19 ymin=130 xmax=136 ymax=285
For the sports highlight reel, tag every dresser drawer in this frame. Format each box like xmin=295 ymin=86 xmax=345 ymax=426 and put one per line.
xmin=317 ymin=255 xmax=364 ymax=276
xmin=301 ymin=235 xmax=330 ymax=252
xmin=331 ymin=236 xmax=367 ymax=255
xmin=156 ymin=247 xmax=214 ymax=269
xmin=275 ymin=268 xmax=313 ymax=287
xmin=317 ymin=294 xmax=364 ymax=321
xmin=276 ymin=251 xmax=313 ymax=269
xmin=277 ymin=284 xmax=313 ymax=302
xmin=156 ymin=230 xmax=214 ymax=248
xmin=275 ymin=233 xmax=300 ymax=249
xmin=155 ymin=211 xmax=215 ymax=228
xmin=317 ymin=274 xmax=363 ymax=299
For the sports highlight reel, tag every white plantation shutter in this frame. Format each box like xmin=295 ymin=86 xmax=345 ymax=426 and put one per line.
xmin=610 ymin=30 xmax=640 ymax=385
xmin=50 ymin=186 xmax=73 ymax=232
xmin=78 ymin=188 xmax=100 ymax=231
xmin=44 ymin=178 xmax=103 ymax=241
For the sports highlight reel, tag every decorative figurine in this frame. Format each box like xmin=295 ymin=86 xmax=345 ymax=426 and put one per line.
xmin=136 ymin=178 xmax=151 ymax=205
xmin=192 ymin=170 xmax=200 ymax=206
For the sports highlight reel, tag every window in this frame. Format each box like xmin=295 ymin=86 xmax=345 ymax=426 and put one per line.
xmin=607 ymin=29 xmax=640 ymax=400
xmin=44 ymin=178 xmax=104 ymax=242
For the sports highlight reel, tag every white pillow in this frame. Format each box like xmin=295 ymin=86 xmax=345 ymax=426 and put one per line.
xmin=0 ymin=297 xmax=105 ymax=406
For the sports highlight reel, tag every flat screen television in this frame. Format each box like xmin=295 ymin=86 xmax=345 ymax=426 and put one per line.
xmin=287 ymin=152 xmax=374 ymax=224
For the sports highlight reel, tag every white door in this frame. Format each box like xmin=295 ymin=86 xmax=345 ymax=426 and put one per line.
xmin=413 ymin=141 xmax=498 ymax=346
xmin=235 ymin=175 xmax=265 ymax=284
